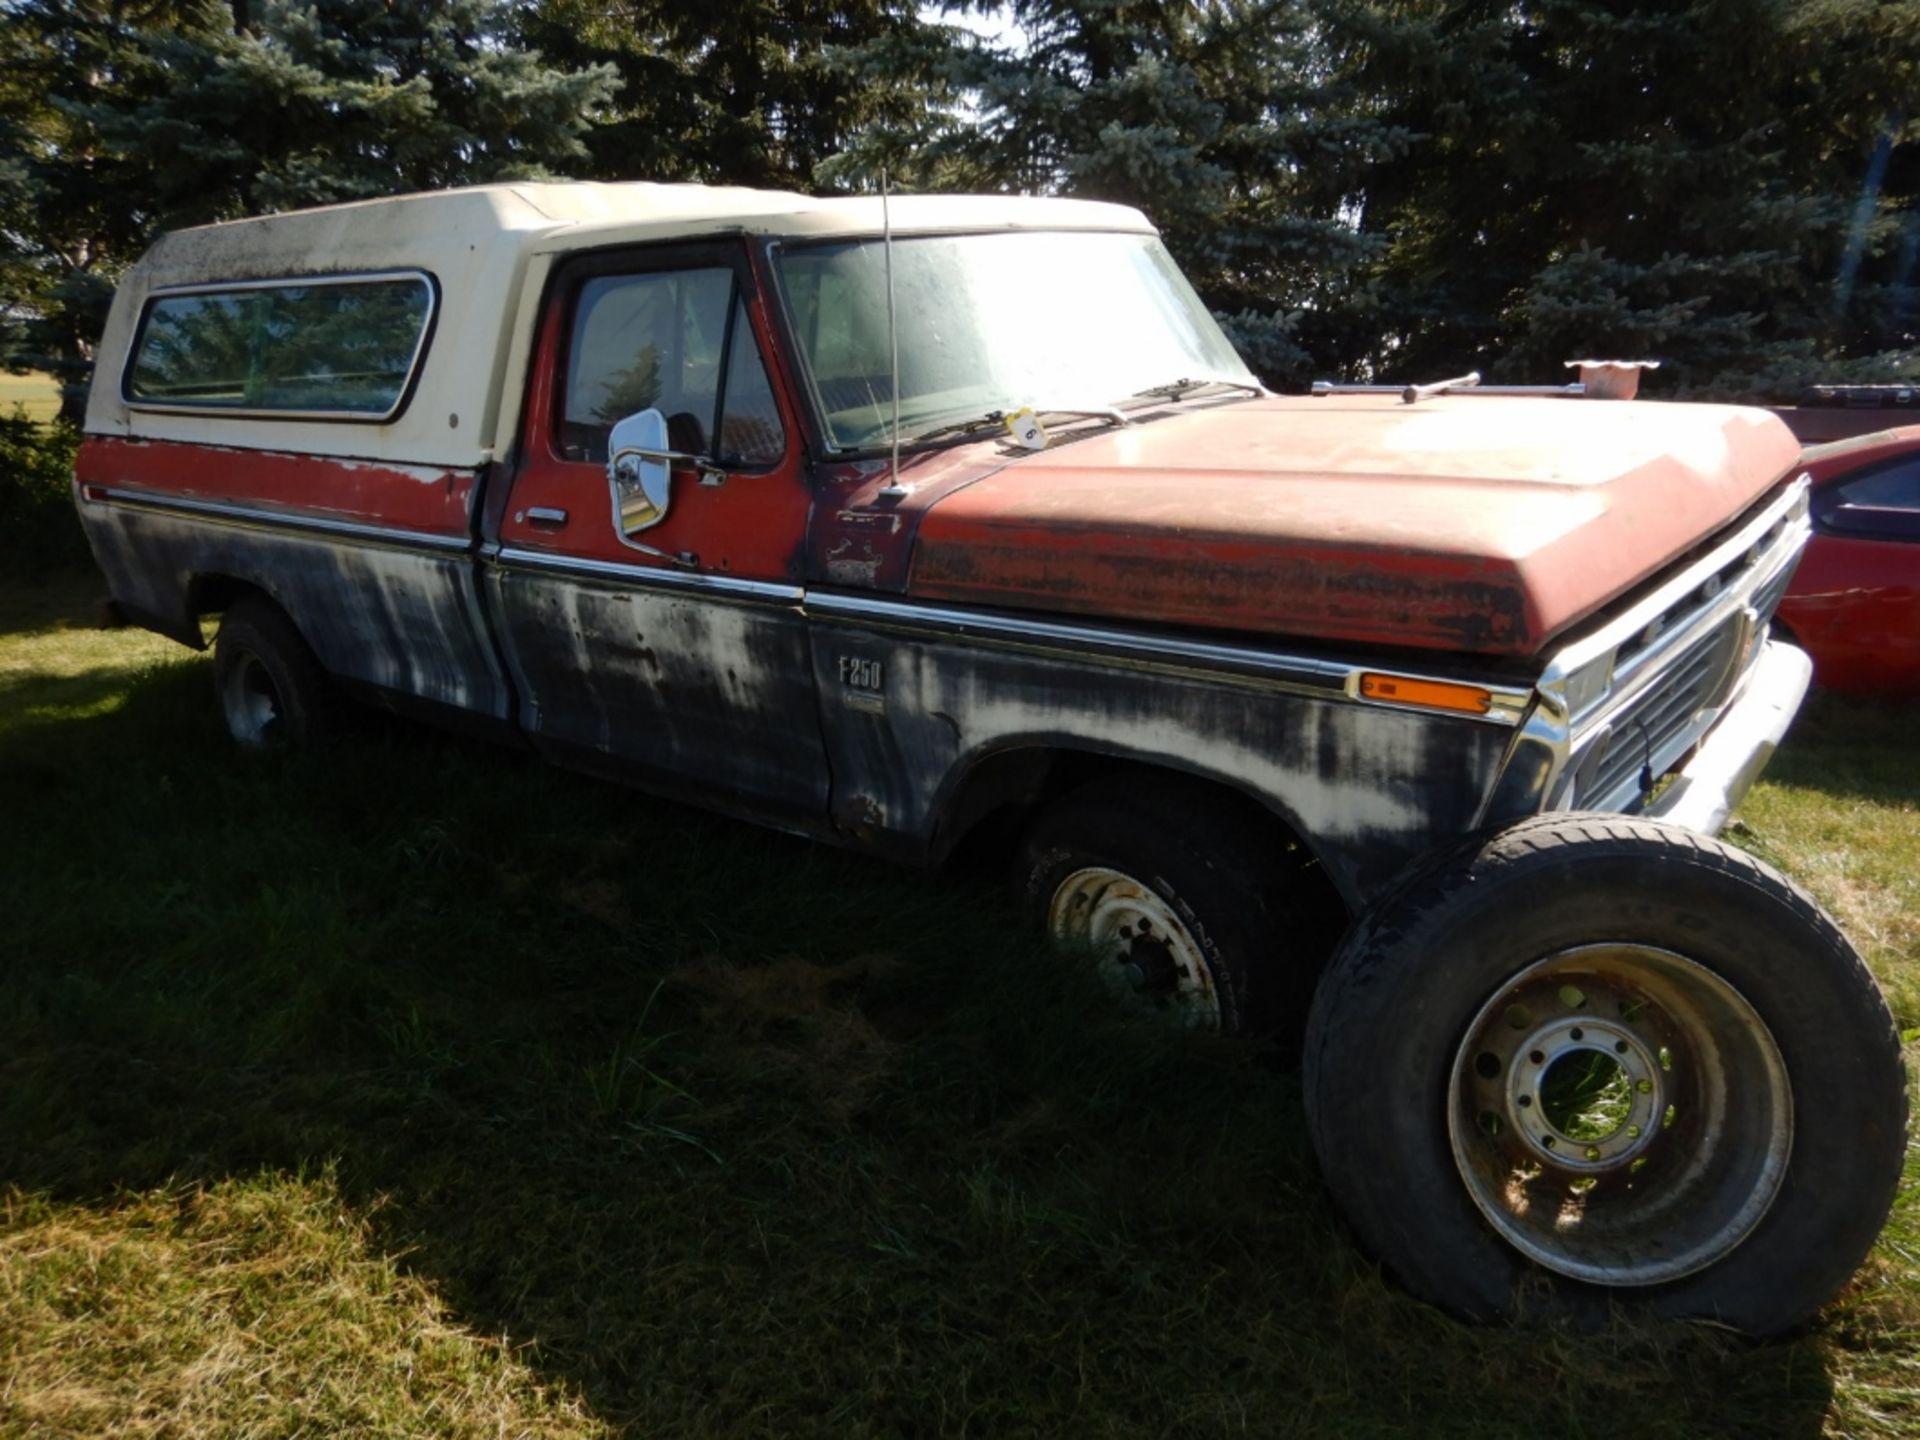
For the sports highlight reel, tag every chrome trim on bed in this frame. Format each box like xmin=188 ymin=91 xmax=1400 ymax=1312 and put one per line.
xmin=85 ymin=486 xmax=472 ymax=553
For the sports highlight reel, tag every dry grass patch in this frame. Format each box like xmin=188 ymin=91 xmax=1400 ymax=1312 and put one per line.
xmin=0 ymin=1175 xmax=607 ymax=1439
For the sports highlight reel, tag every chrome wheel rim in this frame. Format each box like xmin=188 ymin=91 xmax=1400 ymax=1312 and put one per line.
xmin=1448 ymin=943 xmax=1792 ymax=1286
xmin=1047 ymin=866 xmax=1220 ymax=1028
xmin=221 ymin=651 xmax=284 ymax=747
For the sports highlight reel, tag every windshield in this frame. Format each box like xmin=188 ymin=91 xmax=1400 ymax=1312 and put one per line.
xmin=774 ymin=230 xmax=1257 ymax=450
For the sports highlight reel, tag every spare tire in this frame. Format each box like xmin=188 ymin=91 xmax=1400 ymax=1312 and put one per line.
xmin=1303 ymin=813 xmax=1906 ymax=1337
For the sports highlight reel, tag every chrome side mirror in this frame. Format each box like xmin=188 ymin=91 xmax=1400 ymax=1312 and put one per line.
xmin=608 ymin=408 xmax=674 ymax=536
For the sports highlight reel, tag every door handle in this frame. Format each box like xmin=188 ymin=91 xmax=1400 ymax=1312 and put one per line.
xmin=525 ymin=507 xmax=569 ymax=527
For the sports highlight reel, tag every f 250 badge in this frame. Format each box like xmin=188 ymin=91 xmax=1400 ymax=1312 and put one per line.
xmin=838 ymin=655 xmax=885 ymax=714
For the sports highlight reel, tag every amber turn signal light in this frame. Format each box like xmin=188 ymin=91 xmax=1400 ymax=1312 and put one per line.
xmin=1359 ymin=672 xmax=1494 ymax=715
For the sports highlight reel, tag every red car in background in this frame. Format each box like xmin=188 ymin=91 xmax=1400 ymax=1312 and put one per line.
xmin=1775 ymin=425 xmax=1920 ymax=693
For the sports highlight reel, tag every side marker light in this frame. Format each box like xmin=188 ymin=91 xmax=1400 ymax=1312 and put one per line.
xmin=1359 ymin=673 xmax=1494 ymax=715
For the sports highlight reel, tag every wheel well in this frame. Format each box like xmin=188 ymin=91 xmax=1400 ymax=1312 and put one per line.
xmin=930 ymin=746 xmax=1102 ymax=867
xmin=187 ymin=574 xmax=275 ymax=622
xmin=127 ymin=574 xmax=279 ymax=651
xmin=936 ymin=746 xmax=1352 ymax=926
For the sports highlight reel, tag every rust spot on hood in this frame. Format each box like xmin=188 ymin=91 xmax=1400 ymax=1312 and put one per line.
xmin=906 ymin=395 xmax=1801 ymax=657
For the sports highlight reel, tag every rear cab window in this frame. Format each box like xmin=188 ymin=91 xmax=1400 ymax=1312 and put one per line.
xmin=124 ymin=271 xmax=437 ymax=421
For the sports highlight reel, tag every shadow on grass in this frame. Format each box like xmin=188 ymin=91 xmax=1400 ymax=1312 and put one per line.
xmin=0 ymin=661 xmax=1849 ymax=1438
xmin=0 ymin=561 xmax=110 ymax=635
xmin=0 ymin=662 xmax=177 ymax=721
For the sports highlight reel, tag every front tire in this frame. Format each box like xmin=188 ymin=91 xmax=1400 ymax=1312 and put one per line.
xmin=1015 ymin=774 xmax=1340 ymax=1040
xmin=1303 ymin=814 xmax=1907 ymax=1336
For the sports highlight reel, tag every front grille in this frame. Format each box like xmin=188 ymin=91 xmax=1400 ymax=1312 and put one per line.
xmin=1609 ymin=506 xmax=1795 ymax=675
xmin=1750 ymin=563 xmax=1794 ymax=628
xmin=1583 ymin=620 xmax=1743 ymax=805
xmin=1535 ymin=476 xmax=1809 ymax=820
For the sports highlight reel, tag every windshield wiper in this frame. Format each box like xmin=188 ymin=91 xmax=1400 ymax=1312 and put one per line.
xmin=908 ymin=410 xmax=1010 ymax=444
xmin=1128 ymin=377 xmax=1266 ymax=403
xmin=907 ymin=405 xmax=1130 ymax=445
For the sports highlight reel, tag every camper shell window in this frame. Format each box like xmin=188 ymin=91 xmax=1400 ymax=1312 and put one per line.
xmin=123 ymin=271 xmax=437 ymax=421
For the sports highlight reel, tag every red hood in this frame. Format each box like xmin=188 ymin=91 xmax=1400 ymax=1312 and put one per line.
xmin=904 ymin=395 xmax=1801 ymax=657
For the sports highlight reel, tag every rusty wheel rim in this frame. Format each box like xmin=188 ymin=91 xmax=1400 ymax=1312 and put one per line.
xmin=1447 ymin=943 xmax=1792 ymax=1286
xmin=1047 ymin=867 xmax=1220 ymax=1029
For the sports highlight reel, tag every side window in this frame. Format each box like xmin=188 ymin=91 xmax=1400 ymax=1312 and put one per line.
xmin=559 ymin=269 xmax=786 ymax=468
xmin=562 ymin=268 xmax=731 ymax=462
xmin=126 ymin=274 xmax=434 ymax=419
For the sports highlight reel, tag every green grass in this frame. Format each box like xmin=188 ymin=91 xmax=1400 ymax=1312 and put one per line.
xmin=2 ymin=564 xmax=1917 ymax=1438
xmin=0 ymin=370 xmax=62 ymax=424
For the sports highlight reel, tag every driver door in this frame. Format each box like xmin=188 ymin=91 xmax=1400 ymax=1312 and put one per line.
xmin=487 ymin=241 xmax=830 ymax=822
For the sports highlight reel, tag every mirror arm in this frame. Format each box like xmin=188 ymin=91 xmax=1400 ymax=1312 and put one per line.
xmin=617 ymin=535 xmax=700 ymax=569
xmin=609 ymin=444 xmax=728 ymax=486
xmin=605 ymin=440 xmax=704 ymax=568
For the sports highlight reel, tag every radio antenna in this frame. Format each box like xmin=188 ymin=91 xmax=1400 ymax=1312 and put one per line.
xmin=878 ymin=166 xmax=909 ymax=499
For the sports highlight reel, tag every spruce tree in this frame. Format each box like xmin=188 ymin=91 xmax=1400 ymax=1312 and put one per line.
xmin=0 ymin=2 xmax=230 ymax=423
xmin=834 ymin=0 xmax=1407 ymax=389
xmin=525 ymin=0 xmax=941 ymax=191
xmin=1332 ymin=0 xmax=1920 ymax=395
xmin=0 ymin=0 xmax=616 ymax=422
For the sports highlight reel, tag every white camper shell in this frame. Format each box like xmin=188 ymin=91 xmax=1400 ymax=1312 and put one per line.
xmin=87 ymin=182 xmax=1155 ymax=469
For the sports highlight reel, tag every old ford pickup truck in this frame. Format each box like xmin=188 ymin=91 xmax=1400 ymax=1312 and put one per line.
xmin=73 ymin=182 xmax=1905 ymax=1336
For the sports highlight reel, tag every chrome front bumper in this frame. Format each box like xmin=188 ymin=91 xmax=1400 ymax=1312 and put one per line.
xmin=1644 ymin=638 xmax=1811 ymax=835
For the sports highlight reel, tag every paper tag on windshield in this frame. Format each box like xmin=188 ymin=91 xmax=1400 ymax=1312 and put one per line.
xmin=1005 ymin=408 xmax=1049 ymax=450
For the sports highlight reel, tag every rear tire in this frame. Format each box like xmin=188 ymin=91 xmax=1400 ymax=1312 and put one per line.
xmin=212 ymin=598 xmax=342 ymax=749
xmin=1303 ymin=813 xmax=1907 ymax=1336
xmin=1015 ymin=773 xmax=1340 ymax=1042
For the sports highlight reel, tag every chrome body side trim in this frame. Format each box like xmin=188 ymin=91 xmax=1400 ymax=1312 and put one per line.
xmin=807 ymin=590 xmax=1530 ymax=721
xmin=85 ymin=486 xmax=472 ymax=554
xmin=808 ymin=589 xmax=1348 ymax=697
xmin=490 ymin=545 xmax=806 ymax=604
xmin=484 ymin=559 xmax=1524 ymax=721
xmin=84 ymin=489 xmax=1524 ymax=723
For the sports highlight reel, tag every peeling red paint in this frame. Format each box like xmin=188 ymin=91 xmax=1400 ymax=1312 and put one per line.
xmin=76 ymin=435 xmax=477 ymax=537
xmin=805 ymin=444 xmax=1030 ymax=593
xmin=906 ymin=395 xmax=1801 ymax=657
